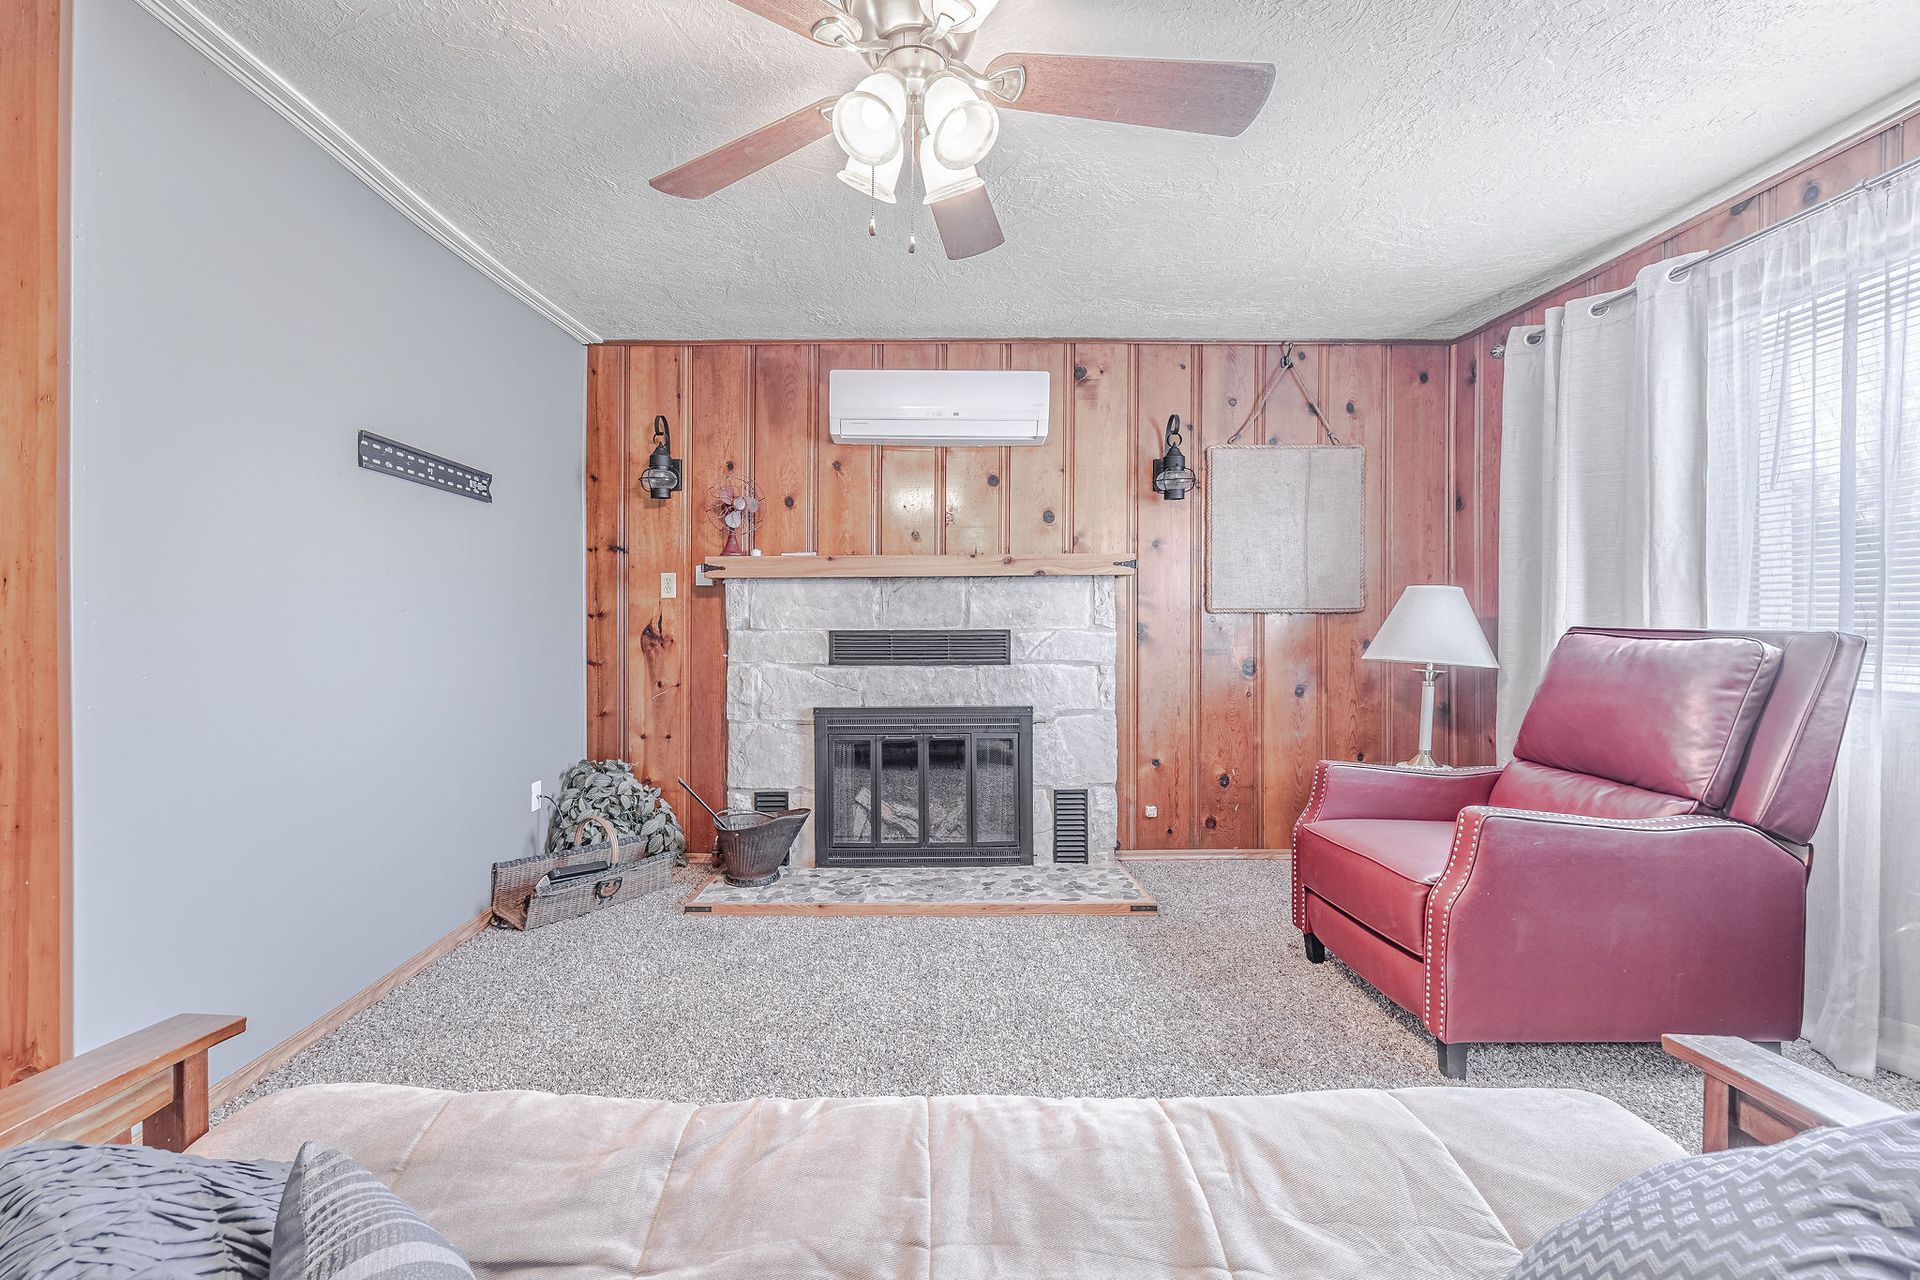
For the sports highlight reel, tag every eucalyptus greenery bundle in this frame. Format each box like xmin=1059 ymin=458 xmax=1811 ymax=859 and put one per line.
xmin=547 ymin=759 xmax=686 ymax=864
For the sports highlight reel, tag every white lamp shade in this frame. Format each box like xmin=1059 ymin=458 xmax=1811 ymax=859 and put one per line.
xmin=918 ymin=134 xmax=983 ymax=205
xmin=837 ymin=149 xmax=903 ymax=203
xmin=1363 ymin=585 xmax=1498 ymax=668
xmin=832 ymin=72 xmax=909 ymax=166
xmin=923 ymin=74 xmax=999 ymax=169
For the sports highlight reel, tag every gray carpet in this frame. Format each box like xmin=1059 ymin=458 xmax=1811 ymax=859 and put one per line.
xmin=221 ymin=862 xmax=1920 ymax=1148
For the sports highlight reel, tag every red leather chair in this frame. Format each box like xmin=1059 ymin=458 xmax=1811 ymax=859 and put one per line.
xmin=1291 ymin=627 xmax=1865 ymax=1078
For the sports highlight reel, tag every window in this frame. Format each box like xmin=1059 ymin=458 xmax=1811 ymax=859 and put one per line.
xmin=1709 ymin=251 xmax=1920 ymax=692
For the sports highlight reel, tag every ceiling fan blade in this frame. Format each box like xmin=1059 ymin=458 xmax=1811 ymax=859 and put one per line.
xmin=651 ymin=97 xmax=838 ymax=199
xmin=931 ymin=186 xmax=1005 ymax=260
xmin=721 ymin=0 xmax=846 ymax=41
xmin=984 ymin=53 xmax=1276 ymax=137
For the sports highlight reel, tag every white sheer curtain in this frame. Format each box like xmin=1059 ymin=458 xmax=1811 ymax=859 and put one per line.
xmin=1499 ymin=173 xmax=1920 ymax=1079
xmin=1703 ymin=174 xmax=1920 ymax=1079
xmin=1497 ymin=258 xmax=1711 ymax=750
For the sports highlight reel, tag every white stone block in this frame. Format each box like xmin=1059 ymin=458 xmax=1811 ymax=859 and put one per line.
xmin=727 ymin=664 xmax=761 ymax=723
xmin=1014 ymin=629 xmax=1117 ymax=665
xmin=966 ymin=577 xmax=1092 ymax=629
xmin=1088 ymin=785 xmax=1120 ymax=860
xmin=725 ymin=581 xmax=751 ymax=631
xmin=978 ymin=664 xmax=1102 ymax=714
xmin=1033 ymin=713 xmax=1119 ymax=786
xmin=728 ymin=722 xmax=807 ymax=791
xmin=856 ymin=666 xmax=986 ymax=707
xmin=1091 ymin=577 xmax=1116 ymax=629
xmin=749 ymin=579 xmax=880 ymax=630
xmin=756 ymin=665 xmax=862 ymax=721
xmin=879 ymin=578 xmax=969 ymax=628
xmin=729 ymin=630 xmax=830 ymax=666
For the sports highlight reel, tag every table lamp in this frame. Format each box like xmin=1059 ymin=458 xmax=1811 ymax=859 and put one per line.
xmin=1363 ymin=585 xmax=1499 ymax=768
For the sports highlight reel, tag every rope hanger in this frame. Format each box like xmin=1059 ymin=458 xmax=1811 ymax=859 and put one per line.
xmin=1220 ymin=345 xmax=1342 ymax=447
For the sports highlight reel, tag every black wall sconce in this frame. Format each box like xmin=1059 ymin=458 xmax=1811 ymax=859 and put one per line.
xmin=640 ymin=415 xmax=683 ymax=499
xmin=1151 ymin=415 xmax=1196 ymax=501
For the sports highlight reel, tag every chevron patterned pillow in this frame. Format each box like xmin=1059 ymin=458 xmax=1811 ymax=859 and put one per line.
xmin=1511 ymin=1113 xmax=1920 ymax=1278
xmin=0 ymin=1139 xmax=288 ymax=1279
xmin=268 ymin=1143 xmax=472 ymax=1280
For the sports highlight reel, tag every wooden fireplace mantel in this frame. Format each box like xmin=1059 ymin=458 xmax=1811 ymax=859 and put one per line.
xmin=699 ymin=554 xmax=1137 ymax=581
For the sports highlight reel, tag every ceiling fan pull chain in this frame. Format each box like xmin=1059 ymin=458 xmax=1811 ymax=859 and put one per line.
xmin=868 ymin=161 xmax=878 ymax=237
xmin=907 ymin=99 xmax=921 ymax=254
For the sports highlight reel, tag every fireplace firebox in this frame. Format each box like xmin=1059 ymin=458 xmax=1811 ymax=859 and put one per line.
xmin=813 ymin=707 xmax=1034 ymax=867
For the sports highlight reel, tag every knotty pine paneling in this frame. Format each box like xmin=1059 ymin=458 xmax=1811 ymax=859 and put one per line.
xmin=879 ymin=343 xmax=942 ymax=554
xmin=587 ymin=339 xmax=1470 ymax=852
xmin=584 ymin=347 xmax=627 ymax=759
xmin=1448 ymin=105 xmax=1920 ymax=764
xmin=4 ymin=0 xmax=71 ymax=1083
xmin=1133 ymin=344 xmax=1199 ymax=847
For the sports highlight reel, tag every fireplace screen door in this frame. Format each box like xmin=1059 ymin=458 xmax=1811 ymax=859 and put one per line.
xmin=813 ymin=707 xmax=1034 ymax=866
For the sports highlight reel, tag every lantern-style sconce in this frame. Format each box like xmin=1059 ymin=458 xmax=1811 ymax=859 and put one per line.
xmin=640 ymin=415 xmax=683 ymax=500
xmin=1151 ymin=415 xmax=1196 ymax=501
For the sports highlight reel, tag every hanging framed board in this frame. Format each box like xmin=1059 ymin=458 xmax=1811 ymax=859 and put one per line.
xmin=1204 ymin=444 xmax=1365 ymax=613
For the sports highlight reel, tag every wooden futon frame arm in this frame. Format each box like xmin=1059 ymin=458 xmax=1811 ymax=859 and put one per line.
xmin=1663 ymin=1033 xmax=1902 ymax=1152
xmin=0 ymin=1014 xmax=245 ymax=1151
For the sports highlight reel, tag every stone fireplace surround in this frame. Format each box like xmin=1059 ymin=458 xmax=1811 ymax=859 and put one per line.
xmin=725 ymin=575 xmax=1120 ymax=866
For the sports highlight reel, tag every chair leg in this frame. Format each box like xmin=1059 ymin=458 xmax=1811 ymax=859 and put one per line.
xmin=1436 ymin=1040 xmax=1469 ymax=1080
xmin=1303 ymin=933 xmax=1326 ymax=964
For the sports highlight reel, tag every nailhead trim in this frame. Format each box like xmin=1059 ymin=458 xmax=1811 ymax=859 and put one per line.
xmin=1422 ymin=807 xmax=1755 ymax=1039
xmin=1290 ymin=762 xmax=1504 ymax=932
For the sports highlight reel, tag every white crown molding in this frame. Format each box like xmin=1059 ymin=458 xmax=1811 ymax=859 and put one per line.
xmin=134 ymin=0 xmax=601 ymax=344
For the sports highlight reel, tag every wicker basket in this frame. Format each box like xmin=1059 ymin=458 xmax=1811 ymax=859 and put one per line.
xmin=491 ymin=816 xmax=673 ymax=931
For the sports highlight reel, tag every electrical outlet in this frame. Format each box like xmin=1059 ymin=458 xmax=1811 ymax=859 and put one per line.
xmin=530 ymin=781 xmax=542 ymax=814
xmin=1144 ymin=804 xmax=1159 ymax=818
xmin=660 ymin=571 xmax=677 ymax=599
xmin=694 ymin=563 xmax=714 ymax=588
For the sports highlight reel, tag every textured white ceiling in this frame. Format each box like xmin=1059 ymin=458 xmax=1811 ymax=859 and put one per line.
xmin=176 ymin=0 xmax=1920 ymax=341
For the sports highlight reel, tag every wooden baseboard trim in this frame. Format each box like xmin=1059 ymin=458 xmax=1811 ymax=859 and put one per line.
xmin=211 ymin=909 xmax=492 ymax=1109
xmin=1118 ymin=849 xmax=1290 ymax=861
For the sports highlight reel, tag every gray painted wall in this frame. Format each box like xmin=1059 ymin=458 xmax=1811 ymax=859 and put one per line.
xmin=69 ymin=0 xmax=586 ymax=1080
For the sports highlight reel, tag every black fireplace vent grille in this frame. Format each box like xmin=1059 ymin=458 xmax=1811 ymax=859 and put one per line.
xmin=829 ymin=629 xmax=1012 ymax=667
xmin=1052 ymin=790 xmax=1091 ymax=864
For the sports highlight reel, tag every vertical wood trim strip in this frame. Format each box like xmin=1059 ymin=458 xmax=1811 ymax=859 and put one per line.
xmin=2 ymin=0 xmax=73 ymax=1084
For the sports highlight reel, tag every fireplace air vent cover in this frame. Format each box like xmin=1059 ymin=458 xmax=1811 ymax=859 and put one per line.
xmin=829 ymin=629 xmax=1012 ymax=667
xmin=1052 ymin=790 xmax=1091 ymax=864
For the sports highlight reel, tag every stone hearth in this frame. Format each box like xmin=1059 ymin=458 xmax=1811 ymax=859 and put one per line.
xmin=725 ymin=576 xmax=1119 ymax=866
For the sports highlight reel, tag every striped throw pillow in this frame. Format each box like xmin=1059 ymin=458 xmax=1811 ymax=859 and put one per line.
xmin=268 ymin=1143 xmax=472 ymax=1280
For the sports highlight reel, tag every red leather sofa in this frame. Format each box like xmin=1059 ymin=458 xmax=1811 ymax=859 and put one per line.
xmin=1291 ymin=627 xmax=1865 ymax=1077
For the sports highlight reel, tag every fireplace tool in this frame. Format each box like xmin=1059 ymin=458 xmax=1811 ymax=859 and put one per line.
xmin=677 ymin=779 xmax=810 ymax=889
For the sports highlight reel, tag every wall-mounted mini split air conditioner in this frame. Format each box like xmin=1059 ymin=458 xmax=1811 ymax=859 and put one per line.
xmin=828 ymin=369 xmax=1050 ymax=446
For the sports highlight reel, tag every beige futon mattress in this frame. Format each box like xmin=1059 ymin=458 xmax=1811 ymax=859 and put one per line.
xmin=193 ymin=1083 xmax=1679 ymax=1279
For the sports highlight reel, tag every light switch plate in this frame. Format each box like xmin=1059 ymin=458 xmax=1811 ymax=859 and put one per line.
xmin=530 ymin=781 xmax=542 ymax=814
xmin=660 ymin=571 xmax=678 ymax=599
xmin=694 ymin=563 xmax=714 ymax=588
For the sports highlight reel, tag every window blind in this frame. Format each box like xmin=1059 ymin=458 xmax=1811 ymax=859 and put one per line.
xmin=1720 ymin=256 xmax=1920 ymax=692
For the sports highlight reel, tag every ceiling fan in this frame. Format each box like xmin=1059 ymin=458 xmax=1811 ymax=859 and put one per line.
xmin=650 ymin=0 xmax=1277 ymax=260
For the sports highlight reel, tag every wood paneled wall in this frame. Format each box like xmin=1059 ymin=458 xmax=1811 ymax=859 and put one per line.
xmin=585 ymin=340 xmax=1478 ymax=854
xmin=1445 ymin=103 xmax=1920 ymax=757
xmin=2 ymin=0 xmax=71 ymax=1084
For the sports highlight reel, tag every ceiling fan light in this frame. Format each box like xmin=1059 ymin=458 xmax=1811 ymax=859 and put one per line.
xmin=832 ymin=72 xmax=909 ymax=166
xmin=918 ymin=135 xmax=984 ymax=206
xmin=923 ymin=74 xmax=999 ymax=169
xmin=837 ymin=149 xmax=904 ymax=203
xmin=934 ymin=99 xmax=998 ymax=168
